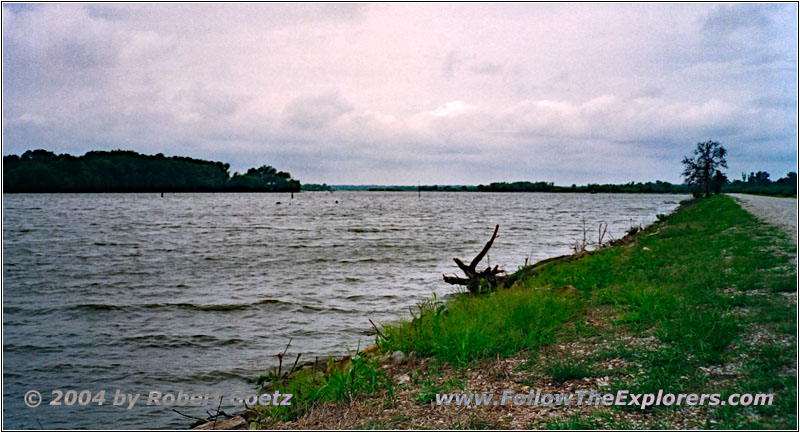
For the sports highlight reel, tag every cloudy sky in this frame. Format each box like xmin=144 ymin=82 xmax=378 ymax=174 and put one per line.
xmin=2 ymin=3 xmax=797 ymax=184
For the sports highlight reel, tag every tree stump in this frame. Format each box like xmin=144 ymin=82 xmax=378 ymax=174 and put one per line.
xmin=443 ymin=224 xmax=508 ymax=293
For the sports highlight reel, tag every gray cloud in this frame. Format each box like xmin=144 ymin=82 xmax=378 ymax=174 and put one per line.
xmin=282 ymin=91 xmax=354 ymax=131
xmin=703 ymin=4 xmax=772 ymax=33
xmin=2 ymin=3 xmax=796 ymax=185
xmin=468 ymin=61 xmax=503 ymax=75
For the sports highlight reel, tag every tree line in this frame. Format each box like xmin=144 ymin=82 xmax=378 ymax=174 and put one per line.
xmin=5 ymin=145 xmax=793 ymax=196
xmin=721 ymin=171 xmax=797 ymax=197
xmin=475 ymin=180 xmax=692 ymax=193
xmin=3 ymin=150 xmax=301 ymax=193
xmin=332 ymin=181 xmax=689 ymax=193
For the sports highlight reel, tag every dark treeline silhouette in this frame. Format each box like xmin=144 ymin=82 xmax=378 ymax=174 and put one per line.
xmin=347 ymin=180 xmax=690 ymax=193
xmin=5 ymin=149 xmax=793 ymax=196
xmin=476 ymin=180 xmax=691 ymax=193
xmin=3 ymin=149 xmax=301 ymax=193
xmin=722 ymin=171 xmax=797 ymax=197
xmin=301 ymin=183 xmax=333 ymax=192
xmin=338 ymin=176 xmax=795 ymax=196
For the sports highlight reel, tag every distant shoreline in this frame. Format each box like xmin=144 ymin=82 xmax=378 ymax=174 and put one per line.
xmin=4 ymin=149 xmax=795 ymax=196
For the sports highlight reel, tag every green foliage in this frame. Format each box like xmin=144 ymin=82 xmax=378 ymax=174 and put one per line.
xmin=263 ymin=354 xmax=393 ymax=422
xmin=544 ymin=359 xmax=597 ymax=383
xmin=3 ymin=149 xmax=301 ymax=193
xmin=656 ymin=308 xmax=740 ymax=364
xmin=381 ymin=287 xmax=582 ymax=366
xmin=319 ymin=354 xmax=394 ymax=403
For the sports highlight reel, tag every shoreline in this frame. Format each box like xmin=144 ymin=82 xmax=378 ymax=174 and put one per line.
xmin=188 ymin=202 xmax=669 ymax=430
xmin=197 ymin=195 xmax=796 ymax=430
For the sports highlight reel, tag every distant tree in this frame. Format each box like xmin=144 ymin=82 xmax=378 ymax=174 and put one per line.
xmin=776 ymin=172 xmax=797 ymax=186
xmin=682 ymin=141 xmax=728 ymax=198
xmin=747 ymin=171 xmax=771 ymax=185
xmin=711 ymin=170 xmax=728 ymax=194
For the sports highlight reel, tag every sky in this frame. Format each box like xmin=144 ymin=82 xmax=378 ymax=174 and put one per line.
xmin=2 ymin=3 xmax=797 ymax=185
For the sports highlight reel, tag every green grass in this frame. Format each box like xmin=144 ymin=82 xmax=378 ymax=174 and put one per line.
xmin=380 ymin=285 xmax=582 ymax=366
xmin=521 ymin=195 xmax=795 ymax=428
xmin=544 ymin=359 xmax=598 ymax=383
xmin=257 ymin=353 xmax=394 ymax=422
xmin=412 ymin=364 xmax=467 ymax=404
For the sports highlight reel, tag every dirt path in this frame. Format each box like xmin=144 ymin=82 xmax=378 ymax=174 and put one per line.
xmin=728 ymin=193 xmax=797 ymax=239
xmin=728 ymin=193 xmax=797 ymax=265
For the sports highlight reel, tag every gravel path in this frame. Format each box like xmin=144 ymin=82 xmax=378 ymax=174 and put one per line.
xmin=728 ymin=194 xmax=797 ymax=294
xmin=728 ymin=194 xmax=797 ymax=241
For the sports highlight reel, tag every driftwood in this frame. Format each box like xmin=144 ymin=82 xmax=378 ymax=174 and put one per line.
xmin=443 ymin=224 xmax=508 ymax=293
xmin=179 ymin=395 xmax=241 ymax=430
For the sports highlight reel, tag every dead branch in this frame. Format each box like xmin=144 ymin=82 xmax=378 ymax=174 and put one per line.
xmin=598 ymin=222 xmax=608 ymax=247
xmin=573 ymin=218 xmax=589 ymax=253
xmin=173 ymin=409 xmax=208 ymax=423
xmin=369 ymin=318 xmax=390 ymax=341
xmin=276 ymin=338 xmax=292 ymax=378
xmin=442 ymin=224 xmax=508 ymax=293
xmin=213 ymin=396 xmax=222 ymax=429
xmin=290 ymin=353 xmax=301 ymax=375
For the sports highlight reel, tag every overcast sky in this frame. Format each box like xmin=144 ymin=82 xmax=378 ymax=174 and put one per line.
xmin=2 ymin=3 xmax=797 ymax=185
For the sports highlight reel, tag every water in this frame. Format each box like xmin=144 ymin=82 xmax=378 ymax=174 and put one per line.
xmin=3 ymin=192 xmax=683 ymax=428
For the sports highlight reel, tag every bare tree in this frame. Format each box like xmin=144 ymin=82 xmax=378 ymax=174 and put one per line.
xmin=682 ymin=141 xmax=728 ymax=198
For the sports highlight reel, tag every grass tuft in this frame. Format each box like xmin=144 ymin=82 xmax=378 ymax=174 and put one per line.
xmin=544 ymin=359 xmax=598 ymax=383
xmin=381 ymin=287 xmax=582 ymax=366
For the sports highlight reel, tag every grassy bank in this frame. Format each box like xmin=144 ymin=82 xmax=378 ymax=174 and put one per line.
xmin=252 ymin=195 xmax=796 ymax=429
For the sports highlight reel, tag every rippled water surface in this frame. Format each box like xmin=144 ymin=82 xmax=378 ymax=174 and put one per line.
xmin=3 ymin=192 xmax=683 ymax=428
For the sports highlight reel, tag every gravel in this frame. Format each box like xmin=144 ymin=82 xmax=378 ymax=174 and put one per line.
xmin=728 ymin=194 xmax=797 ymax=267
xmin=728 ymin=194 xmax=797 ymax=240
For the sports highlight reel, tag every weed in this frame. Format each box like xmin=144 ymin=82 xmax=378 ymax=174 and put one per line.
xmin=544 ymin=359 xmax=597 ymax=383
xmin=262 ymin=354 xmax=393 ymax=422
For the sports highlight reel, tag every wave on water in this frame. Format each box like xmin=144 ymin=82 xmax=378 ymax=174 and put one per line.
xmin=122 ymin=334 xmax=245 ymax=349
xmin=68 ymin=298 xmax=293 ymax=313
xmin=298 ymin=305 xmax=358 ymax=314
xmin=179 ymin=368 xmax=255 ymax=383
xmin=347 ymin=227 xmax=406 ymax=233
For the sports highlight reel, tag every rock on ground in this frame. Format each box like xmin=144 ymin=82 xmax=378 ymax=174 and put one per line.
xmin=390 ymin=350 xmax=405 ymax=365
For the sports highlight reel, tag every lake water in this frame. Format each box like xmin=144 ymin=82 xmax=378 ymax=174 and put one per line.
xmin=2 ymin=192 xmax=683 ymax=428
